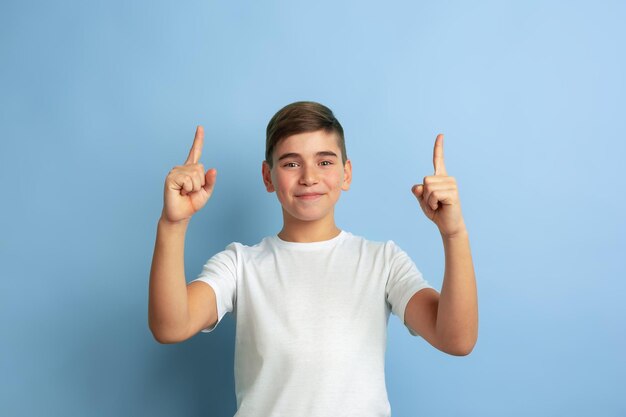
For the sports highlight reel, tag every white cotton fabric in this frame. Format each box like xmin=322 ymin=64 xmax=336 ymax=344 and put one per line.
xmin=190 ymin=230 xmax=433 ymax=417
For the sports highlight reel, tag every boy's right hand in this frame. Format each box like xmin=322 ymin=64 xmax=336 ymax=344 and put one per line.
xmin=161 ymin=126 xmax=217 ymax=224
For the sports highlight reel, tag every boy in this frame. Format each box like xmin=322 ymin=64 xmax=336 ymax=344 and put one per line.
xmin=148 ymin=101 xmax=478 ymax=416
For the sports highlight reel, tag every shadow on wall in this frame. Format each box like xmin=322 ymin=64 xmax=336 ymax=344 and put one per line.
xmin=147 ymin=316 xmax=238 ymax=417
xmin=57 ymin=291 xmax=236 ymax=417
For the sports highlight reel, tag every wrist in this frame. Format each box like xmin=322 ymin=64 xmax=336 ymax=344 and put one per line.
xmin=440 ymin=227 xmax=469 ymax=241
xmin=158 ymin=215 xmax=190 ymax=229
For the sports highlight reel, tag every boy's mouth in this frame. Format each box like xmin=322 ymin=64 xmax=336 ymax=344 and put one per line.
xmin=295 ymin=193 xmax=324 ymax=200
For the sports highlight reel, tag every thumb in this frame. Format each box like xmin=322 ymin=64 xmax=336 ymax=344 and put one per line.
xmin=203 ymin=168 xmax=217 ymax=194
xmin=411 ymin=184 xmax=424 ymax=200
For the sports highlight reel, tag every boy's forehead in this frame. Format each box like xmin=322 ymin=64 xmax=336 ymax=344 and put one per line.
xmin=274 ymin=130 xmax=341 ymax=155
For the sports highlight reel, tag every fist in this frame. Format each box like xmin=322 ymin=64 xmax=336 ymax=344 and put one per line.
xmin=161 ymin=126 xmax=217 ymax=223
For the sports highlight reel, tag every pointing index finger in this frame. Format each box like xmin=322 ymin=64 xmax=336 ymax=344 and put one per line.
xmin=185 ymin=125 xmax=204 ymax=165
xmin=433 ymin=133 xmax=447 ymax=176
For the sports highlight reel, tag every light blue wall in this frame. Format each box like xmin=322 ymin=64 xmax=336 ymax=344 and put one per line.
xmin=2 ymin=1 xmax=625 ymax=416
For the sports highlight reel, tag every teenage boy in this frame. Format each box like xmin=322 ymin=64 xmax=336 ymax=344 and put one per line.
xmin=149 ymin=101 xmax=478 ymax=417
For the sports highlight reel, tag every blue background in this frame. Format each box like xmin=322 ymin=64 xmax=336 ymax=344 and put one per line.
xmin=1 ymin=1 xmax=625 ymax=416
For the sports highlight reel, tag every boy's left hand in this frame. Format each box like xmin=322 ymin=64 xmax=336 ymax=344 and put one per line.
xmin=411 ymin=134 xmax=467 ymax=238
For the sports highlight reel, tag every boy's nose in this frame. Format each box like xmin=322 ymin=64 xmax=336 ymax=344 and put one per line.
xmin=299 ymin=167 xmax=319 ymax=186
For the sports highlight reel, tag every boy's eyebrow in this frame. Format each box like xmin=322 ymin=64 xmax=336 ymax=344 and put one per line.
xmin=277 ymin=151 xmax=339 ymax=161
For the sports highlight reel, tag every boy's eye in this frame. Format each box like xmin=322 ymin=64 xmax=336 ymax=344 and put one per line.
xmin=284 ymin=162 xmax=299 ymax=168
xmin=319 ymin=161 xmax=333 ymax=166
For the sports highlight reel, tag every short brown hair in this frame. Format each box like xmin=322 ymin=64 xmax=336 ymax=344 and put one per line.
xmin=265 ymin=101 xmax=347 ymax=168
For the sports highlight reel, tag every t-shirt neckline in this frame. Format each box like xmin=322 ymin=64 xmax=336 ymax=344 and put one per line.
xmin=271 ymin=230 xmax=349 ymax=251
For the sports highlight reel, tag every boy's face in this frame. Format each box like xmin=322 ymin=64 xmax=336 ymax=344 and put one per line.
xmin=262 ymin=130 xmax=352 ymax=224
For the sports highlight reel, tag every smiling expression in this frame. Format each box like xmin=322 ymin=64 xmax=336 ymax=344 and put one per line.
xmin=262 ymin=130 xmax=352 ymax=224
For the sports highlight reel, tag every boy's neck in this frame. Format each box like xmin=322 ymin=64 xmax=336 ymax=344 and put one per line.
xmin=277 ymin=212 xmax=342 ymax=243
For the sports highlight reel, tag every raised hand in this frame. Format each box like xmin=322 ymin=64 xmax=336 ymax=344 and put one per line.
xmin=161 ymin=126 xmax=217 ymax=224
xmin=411 ymin=134 xmax=466 ymax=238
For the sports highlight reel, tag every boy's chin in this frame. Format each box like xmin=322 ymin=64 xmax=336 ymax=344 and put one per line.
xmin=282 ymin=208 xmax=332 ymax=223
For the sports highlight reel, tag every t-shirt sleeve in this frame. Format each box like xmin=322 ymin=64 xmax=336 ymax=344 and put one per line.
xmin=384 ymin=240 xmax=435 ymax=337
xmin=188 ymin=243 xmax=238 ymax=333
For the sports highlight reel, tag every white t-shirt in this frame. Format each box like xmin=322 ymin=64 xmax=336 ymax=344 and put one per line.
xmin=190 ymin=230 xmax=434 ymax=417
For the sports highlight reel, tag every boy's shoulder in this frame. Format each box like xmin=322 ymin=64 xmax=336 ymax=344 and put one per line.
xmin=341 ymin=231 xmax=405 ymax=256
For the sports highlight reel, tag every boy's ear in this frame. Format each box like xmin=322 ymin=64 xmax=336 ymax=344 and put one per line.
xmin=262 ymin=161 xmax=275 ymax=192
xmin=341 ymin=159 xmax=352 ymax=191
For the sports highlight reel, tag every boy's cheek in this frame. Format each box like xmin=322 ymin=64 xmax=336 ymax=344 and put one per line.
xmin=334 ymin=173 xmax=346 ymax=188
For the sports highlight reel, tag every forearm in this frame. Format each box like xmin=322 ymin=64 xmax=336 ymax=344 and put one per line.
xmin=436 ymin=229 xmax=478 ymax=354
xmin=148 ymin=216 xmax=192 ymax=341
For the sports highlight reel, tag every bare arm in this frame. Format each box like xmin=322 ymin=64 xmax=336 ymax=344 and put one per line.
xmin=148 ymin=218 xmax=218 ymax=343
xmin=404 ymin=231 xmax=477 ymax=356
xmin=148 ymin=126 xmax=218 ymax=344
xmin=437 ymin=230 xmax=477 ymax=354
